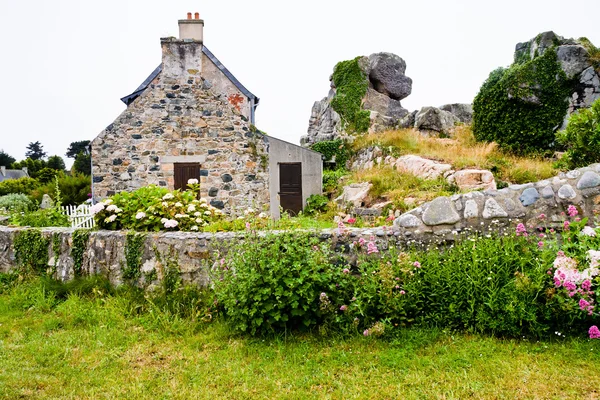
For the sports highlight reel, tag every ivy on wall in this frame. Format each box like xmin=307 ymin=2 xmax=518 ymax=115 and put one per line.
xmin=310 ymin=139 xmax=350 ymax=171
xmin=123 ymin=232 xmax=146 ymax=281
xmin=473 ymin=46 xmax=571 ymax=154
xmin=14 ymin=229 xmax=49 ymax=273
xmin=331 ymin=57 xmax=371 ymax=134
xmin=72 ymin=229 xmax=90 ymax=277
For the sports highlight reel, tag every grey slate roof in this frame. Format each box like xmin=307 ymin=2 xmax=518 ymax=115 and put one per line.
xmin=120 ymin=46 xmax=259 ymax=107
xmin=0 ymin=168 xmax=29 ymax=183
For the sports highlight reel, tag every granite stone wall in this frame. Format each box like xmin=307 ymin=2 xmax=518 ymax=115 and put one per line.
xmin=91 ymin=38 xmax=269 ymax=215
xmin=394 ymin=163 xmax=600 ymax=240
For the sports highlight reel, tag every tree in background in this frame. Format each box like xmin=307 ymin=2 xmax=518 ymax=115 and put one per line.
xmin=0 ymin=150 xmax=16 ymax=167
xmin=72 ymin=152 xmax=91 ymax=176
xmin=66 ymin=140 xmax=90 ymax=158
xmin=66 ymin=140 xmax=91 ymax=176
xmin=47 ymin=155 xmax=66 ymax=171
xmin=25 ymin=141 xmax=47 ymax=160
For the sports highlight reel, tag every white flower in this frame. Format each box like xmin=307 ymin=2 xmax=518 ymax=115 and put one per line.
xmin=237 ymin=216 xmax=244 ymax=220
xmin=175 ymin=213 xmax=189 ymax=219
xmin=199 ymin=198 xmax=207 ymax=204
xmin=188 ymin=204 xmax=196 ymax=212
xmin=135 ymin=212 xmax=146 ymax=220
xmin=162 ymin=193 xmax=174 ymax=200
xmin=196 ymin=218 xmax=203 ymax=223
xmin=204 ymin=211 xmax=212 ymax=216
xmin=104 ymin=199 xmax=113 ymax=205
xmin=187 ymin=178 xmax=199 ymax=185
xmin=162 ymin=202 xmax=168 ymax=207
xmin=104 ymin=215 xmax=117 ymax=223
xmin=175 ymin=202 xmax=183 ymax=207
xmin=582 ymin=226 xmax=597 ymax=237
xmin=161 ymin=218 xmax=168 ymax=223
xmin=244 ymin=208 xmax=255 ymax=216
xmin=89 ymin=202 xmax=105 ymax=215
xmin=163 ymin=219 xmax=179 ymax=229
xmin=258 ymin=212 xmax=267 ymax=219
xmin=191 ymin=225 xmax=199 ymax=231
xmin=106 ymin=204 xmax=118 ymax=212
xmin=194 ymin=211 xmax=201 ymax=217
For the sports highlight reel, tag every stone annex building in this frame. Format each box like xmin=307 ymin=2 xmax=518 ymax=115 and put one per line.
xmin=91 ymin=13 xmax=322 ymax=218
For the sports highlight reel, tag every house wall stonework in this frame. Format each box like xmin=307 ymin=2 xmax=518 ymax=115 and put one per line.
xmin=91 ymin=39 xmax=269 ymax=215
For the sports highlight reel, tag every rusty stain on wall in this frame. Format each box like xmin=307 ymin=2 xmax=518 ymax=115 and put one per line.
xmin=227 ymin=93 xmax=244 ymax=111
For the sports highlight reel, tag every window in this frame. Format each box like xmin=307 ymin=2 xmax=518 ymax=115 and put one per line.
xmin=174 ymin=163 xmax=200 ymax=190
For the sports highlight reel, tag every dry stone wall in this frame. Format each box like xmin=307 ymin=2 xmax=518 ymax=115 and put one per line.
xmin=92 ymin=38 xmax=269 ymax=215
xmin=394 ymin=164 xmax=600 ymax=239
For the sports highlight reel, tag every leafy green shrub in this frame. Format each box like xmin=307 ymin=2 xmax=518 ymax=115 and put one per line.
xmin=11 ymin=208 xmax=70 ymax=227
xmin=310 ymin=139 xmax=351 ymax=170
xmin=304 ymin=194 xmax=329 ymax=215
xmin=0 ymin=193 xmax=36 ymax=215
xmin=556 ymin=98 xmax=600 ymax=169
xmin=92 ymin=183 xmax=223 ymax=231
xmin=0 ymin=177 xmax=39 ymax=197
xmin=214 ymin=232 xmax=349 ymax=335
xmin=473 ymin=48 xmax=571 ymax=154
xmin=29 ymin=173 xmax=90 ymax=206
xmin=331 ymin=57 xmax=370 ymax=133
xmin=323 ymin=169 xmax=348 ymax=193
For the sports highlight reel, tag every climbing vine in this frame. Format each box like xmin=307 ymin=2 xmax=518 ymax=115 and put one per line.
xmin=71 ymin=229 xmax=90 ymax=277
xmin=123 ymin=232 xmax=146 ymax=281
xmin=52 ymin=233 xmax=61 ymax=272
xmin=331 ymin=57 xmax=371 ymax=134
xmin=13 ymin=229 xmax=49 ymax=274
xmin=310 ymin=139 xmax=351 ymax=171
xmin=473 ymin=47 xmax=571 ymax=154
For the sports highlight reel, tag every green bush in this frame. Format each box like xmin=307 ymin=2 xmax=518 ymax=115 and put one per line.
xmin=310 ymin=139 xmax=351 ymax=171
xmin=11 ymin=208 xmax=70 ymax=227
xmin=473 ymin=48 xmax=571 ymax=154
xmin=214 ymin=232 xmax=349 ymax=335
xmin=556 ymin=98 xmax=600 ymax=169
xmin=93 ymin=184 xmax=223 ymax=231
xmin=29 ymin=173 xmax=90 ymax=206
xmin=0 ymin=193 xmax=36 ymax=215
xmin=304 ymin=194 xmax=329 ymax=215
xmin=0 ymin=177 xmax=39 ymax=197
xmin=323 ymin=169 xmax=348 ymax=193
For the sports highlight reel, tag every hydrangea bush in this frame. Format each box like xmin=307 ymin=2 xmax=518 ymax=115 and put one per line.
xmin=91 ymin=181 xmax=224 ymax=231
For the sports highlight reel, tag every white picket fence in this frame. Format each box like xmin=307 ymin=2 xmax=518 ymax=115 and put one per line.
xmin=62 ymin=204 xmax=96 ymax=229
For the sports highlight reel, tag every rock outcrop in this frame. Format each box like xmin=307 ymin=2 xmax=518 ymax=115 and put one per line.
xmin=302 ymin=52 xmax=412 ymax=146
xmin=414 ymin=107 xmax=460 ymax=134
xmin=514 ymin=32 xmax=600 ymax=126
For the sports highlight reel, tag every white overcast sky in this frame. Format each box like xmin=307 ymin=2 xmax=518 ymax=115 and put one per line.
xmin=0 ymin=0 xmax=598 ymax=166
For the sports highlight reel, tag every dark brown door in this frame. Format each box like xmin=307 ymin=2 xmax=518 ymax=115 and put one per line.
xmin=174 ymin=163 xmax=200 ymax=190
xmin=279 ymin=163 xmax=302 ymax=215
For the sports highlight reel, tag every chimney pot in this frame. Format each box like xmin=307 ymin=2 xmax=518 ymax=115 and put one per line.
xmin=194 ymin=12 xmax=199 ymax=19
xmin=187 ymin=12 xmax=192 ymax=20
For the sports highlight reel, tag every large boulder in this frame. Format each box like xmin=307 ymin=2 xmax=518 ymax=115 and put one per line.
xmin=394 ymin=155 xmax=454 ymax=180
xmin=303 ymin=52 xmax=412 ymax=146
xmin=448 ymin=169 xmax=496 ymax=191
xmin=366 ymin=53 xmax=413 ymax=101
xmin=414 ymin=107 xmax=459 ymax=134
xmin=335 ymin=182 xmax=372 ymax=208
xmin=439 ymin=103 xmax=473 ymax=123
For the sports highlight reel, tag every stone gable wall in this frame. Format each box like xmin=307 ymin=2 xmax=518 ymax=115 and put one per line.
xmin=92 ymin=39 xmax=269 ymax=215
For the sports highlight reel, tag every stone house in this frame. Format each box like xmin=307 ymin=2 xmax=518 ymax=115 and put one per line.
xmin=91 ymin=13 xmax=322 ymax=218
xmin=0 ymin=166 xmax=28 ymax=183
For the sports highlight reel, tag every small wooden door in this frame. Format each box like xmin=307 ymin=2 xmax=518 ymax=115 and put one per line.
xmin=174 ymin=163 xmax=200 ymax=190
xmin=279 ymin=163 xmax=302 ymax=215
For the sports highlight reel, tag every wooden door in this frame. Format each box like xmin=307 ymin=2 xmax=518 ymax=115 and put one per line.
xmin=279 ymin=163 xmax=302 ymax=215
xmin=174 ymin=163 xmax=200 ymax=190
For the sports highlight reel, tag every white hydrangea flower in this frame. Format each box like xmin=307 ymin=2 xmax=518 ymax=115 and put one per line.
xmin=162 ymin=193 xmax=174 ymax=200
xmin=104 ymin=215 xmax=117 ymax=223
xmin=188 ymin=204 xmax=196 ymax=212
xmin=187 ymin=178 xmax=199 ymax=185
xmin=190 ymin=225 xmax=199 ymax=231
xmin=175 ymin=202 xmax=183 ymax=207
xmin=89 ymin=202 xmax=105 ymax=215
xmin=194 ymin=211 xmax=201 ymax=217
xmin=582 ymin=226 xmax=597 ymax=237
xmin=135 ymin=212 xmax=146 ymax=220
xmin=163 ymin=219 xmax=178 ymax=229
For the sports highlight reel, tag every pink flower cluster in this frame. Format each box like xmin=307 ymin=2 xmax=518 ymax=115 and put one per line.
xmin=590 ymin=325 xmax=600 ymax=339
xmin=567 ymin=205 xmax=578 ymax=217
xmin=515 ymin=223 xmax=528 ymax=237
xmin=366 ymin=241 xmax=379 ymax=255
xmin=553 ymin=251 xmax=598 ymax=315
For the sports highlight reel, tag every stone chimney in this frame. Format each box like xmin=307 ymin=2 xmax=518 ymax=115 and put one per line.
xmin=161 ymin=13 xmax=204 ymax=85
xmin=0 ymin=166 xmax=5 ymax=177
xmin=179 ymin=12 xmax=204 ymax=41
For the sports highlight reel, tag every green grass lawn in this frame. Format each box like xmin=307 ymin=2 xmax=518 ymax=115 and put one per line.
xmin=1 ymin=279 xmax=599 ymax=399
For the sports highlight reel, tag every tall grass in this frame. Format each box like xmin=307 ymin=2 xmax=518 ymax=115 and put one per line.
xmin=352 ymin=126 xmax=556 ymax=184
